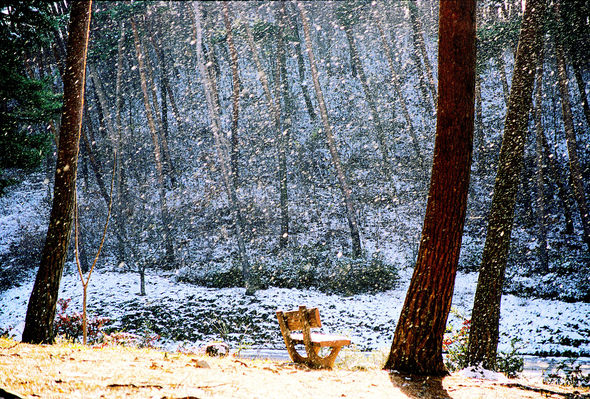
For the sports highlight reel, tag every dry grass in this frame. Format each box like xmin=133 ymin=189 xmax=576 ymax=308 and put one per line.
xmin=0 ymin=338 xmax=587 ymax=398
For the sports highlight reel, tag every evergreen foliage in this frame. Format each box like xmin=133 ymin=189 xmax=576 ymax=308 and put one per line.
xmin=0 ymin=1 xmax=61 ymax=172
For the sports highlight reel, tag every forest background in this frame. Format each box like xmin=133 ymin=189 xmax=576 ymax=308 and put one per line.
xmin=0 ymin=0 xmax=589 ymax=368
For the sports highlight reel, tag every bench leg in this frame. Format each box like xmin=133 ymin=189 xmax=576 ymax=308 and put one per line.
xmin=299 ymin=306 xmax=342 ymax=369
xmin=307 ymin=345 xmax=343 ymax=369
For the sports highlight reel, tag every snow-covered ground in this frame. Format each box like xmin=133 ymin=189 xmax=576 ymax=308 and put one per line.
xmin=0 ymin=171 xmax=589 ymax=359
xmin=1 ymin=266 xmax=588 ymax=358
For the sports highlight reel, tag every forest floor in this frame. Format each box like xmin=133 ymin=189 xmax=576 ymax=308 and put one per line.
xmin=1 ymin=339 xmax=588 ymax=399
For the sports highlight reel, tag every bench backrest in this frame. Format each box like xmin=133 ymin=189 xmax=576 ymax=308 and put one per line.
xmin=281 ymin=307 xmax=322 ymax=330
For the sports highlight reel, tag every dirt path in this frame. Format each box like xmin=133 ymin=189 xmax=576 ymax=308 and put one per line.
xmin=0 ymin=339 xmax=586 ymax=398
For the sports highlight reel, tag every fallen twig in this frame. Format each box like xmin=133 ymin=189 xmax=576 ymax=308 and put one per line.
xmin=107 ymin=383 xmax=163 ymax=389
xmin=499 ymin=382 xmax=589 ymax=399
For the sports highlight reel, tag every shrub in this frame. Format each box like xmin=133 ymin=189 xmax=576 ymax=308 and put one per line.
xmin=543 ymin=358 xmax=590 ymax=388
xmin=318 ymin=253 xmax=399 ymax=296
xmin=175 ymin=245 xmax=399 ymax=296
xmin=443 ymin=312 xmax=523 ymax=377
xmin=53 ymin=298 xmax=109 ymax=343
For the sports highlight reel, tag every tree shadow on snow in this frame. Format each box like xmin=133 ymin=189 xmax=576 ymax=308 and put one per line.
xmin=389 ymin=372 xmax=452 ymax=399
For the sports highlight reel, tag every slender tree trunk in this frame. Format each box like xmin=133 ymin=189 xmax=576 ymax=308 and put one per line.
xmin=244 ymin=16 xmax=290 ymax=250
xmin=534 ymin=57 xmax=549 ymax=271
xmin=496 ymin=52 xmax=511 ymax=106
xmin=374 ymin=11 xmax=424 ymax=170
xmin=343 ymin=23 xmax=393 ymax=180
xmin=467 ymin=0 xmax=546 ymax=369
xmin=298 ymin=1 xmax=362 ymax=258
xmin=572 ymin=61 xmax=590 ymax=130
xmin=540 ymin=131 xmax=575 ymax=235
xmin=475 ymin=73 xmax=485 ymax=174
xmin=131 ymin=17 xmax=175 ymax=266
xmin=140 ymin=29 xmax=176 ymax=187
xmin=193 ymin=3 xmax=254 ymax=294
xmin=114 ymin=21 xmax=126 ymax=265
xmin=553 ymin=30 xmax=590 ymax=252
xmin=289 ymin=8 xmax=317 ymax=122
xmin=409 ymin=2 xmax=437 ymax=110
xmin=407 ymin=3 xmax=434 ymax=116
xmin=22 ymin=0 xmax=92 ymax=344
xmin=384 ymin=0 xmax=476 ymax=375
xmin=222 ymin=5 xmax=241 ymax=190
xmin=276 ymin=2 xmax=293 ymax=249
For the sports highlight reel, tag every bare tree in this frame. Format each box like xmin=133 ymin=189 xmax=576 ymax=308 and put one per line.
xmin=131 ymin=17 xmax=175 ymax=266
xmin=533 ymin=55 xmax=549 ymax=271
xmin=297 ymin=1 xmax=362 ymax=257
xmin=552 ymin=9 xmax=590 ymax=251
xmin=222 ymin=4 xmax=241 ymax=190
xmin=193 ymin=2 xmax=254 ymax=294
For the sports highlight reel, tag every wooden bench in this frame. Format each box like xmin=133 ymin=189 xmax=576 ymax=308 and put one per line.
xmin=276 ymin=305 xmax=351 ymax=369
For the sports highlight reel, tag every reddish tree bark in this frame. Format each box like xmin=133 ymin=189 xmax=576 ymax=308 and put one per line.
xmin=384 ymin=0 xmax=476 ymax=375
xmin=22 ymin=0 xmax=92 ymax=344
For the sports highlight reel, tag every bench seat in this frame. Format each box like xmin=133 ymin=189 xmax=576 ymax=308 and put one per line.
xmin=290 ymin=333 xmax=351 ymax=347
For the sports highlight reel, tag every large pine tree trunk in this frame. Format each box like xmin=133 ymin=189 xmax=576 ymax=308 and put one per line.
xmin=22 ymin=0 xmax=92 ymax=344
xmin=553 ymin=30 xmax=590 ymax=252
xmin=467 ymin=0 xmax=546 ymax=369
xmin=384 ymin=0 xmax=476 ymax=375
xmin=297 ymin=1 xmax=362 ymax=258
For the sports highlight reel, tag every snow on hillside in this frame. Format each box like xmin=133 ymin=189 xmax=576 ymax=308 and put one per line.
xmin=0 ymin=172 xmax=589 ymax=358
xmin=1 ymin=265 xmax=589 ymax=357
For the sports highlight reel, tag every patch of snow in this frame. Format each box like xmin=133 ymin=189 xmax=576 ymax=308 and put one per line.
xmin=457 ymin=366 xmax=510 ymax=382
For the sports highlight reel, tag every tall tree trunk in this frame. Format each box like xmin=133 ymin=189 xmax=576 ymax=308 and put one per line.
xmin=383 ymin=0 xmax=476 ymax=375
xmin=222 ymin=5 xmax=241 ymax=190
xmin=193 ymin=3 xmax=254 ymax=294
xmin=553 ymin=28 xmax=590 ymax=252
xmin=467 ymin=0 xmax=546 ymax=369
xmin=276 ymin=3 xmax=291 ymax=248
xmin=140 ymin=28 xmax=176 ymax=187
xmin=572 ymin=61 xmax=590 ymax=130
xmin=408 ymin=1 xmax=437 ymax=110
xmin=131 ymin=17 xmax=175 ymax=266
xmin=533 ymin=56 xmax=549 ymax=271
xmin=297 ymin=1 xmax=362 ymax=258
xmin=244 ymin=15 xmax=290 ymax=250
xmin=475 ymin=73 xmax=485 ymax=174
xmin=114 ymin=21 xmax=126 ymax=266
xmin=22 ymin=0 xmax=92 ymax=345
xmin=540 ymin=131 xmax=575 ymax=235
xmin=343 ymin=23 xmax=393 ymax=180
xmin=289 ymin=7 xmax=317 ymax=122
xmin=407 ymin=3 xmax=434 ymax=116
xmin=496 ymin=51 xmax=511 ymax=105
xmin=374 ymin=10 xmax=424 ymax=170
